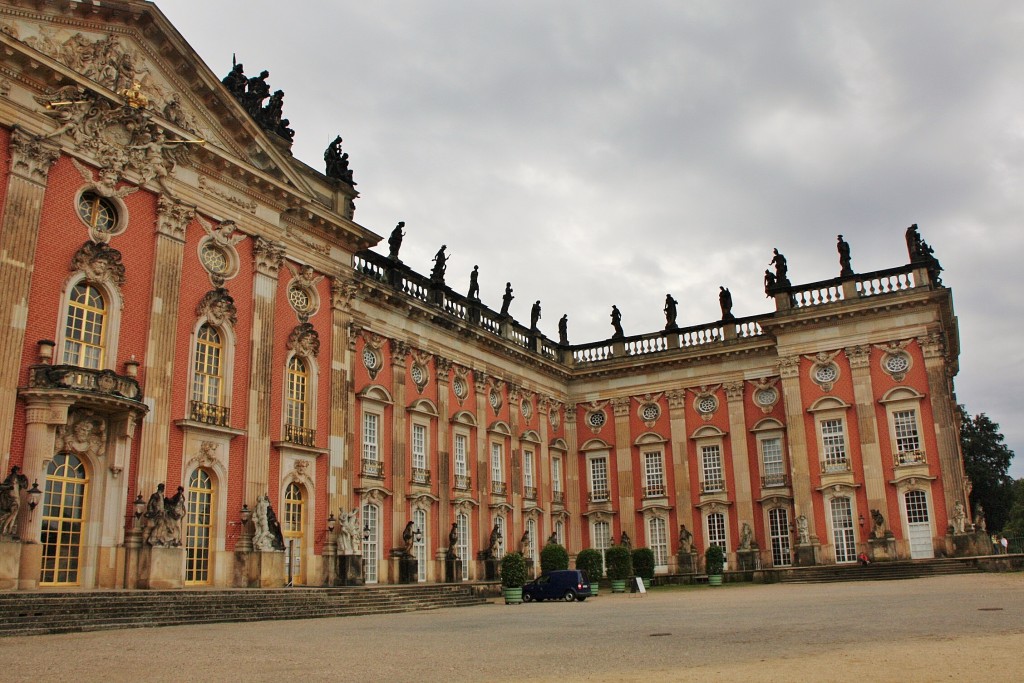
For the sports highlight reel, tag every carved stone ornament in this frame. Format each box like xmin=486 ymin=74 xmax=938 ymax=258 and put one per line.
xmin=332 ymin=277 xmax=360 ymax=312
xmin=71 ymin=240 xmax=127 ymax=290
xmin=390 ymin=339 xmax=412 ymax=366
xmin=196 ymin=287 xmax=238 ymax=326
xmin=293 ymin=458 xmax=312 ymax=481
xmin=845 ymin=345 xmax=871 ymax=370
xmin=199 ymin=216 xmax=245 ymax=247
xmin=473 ymin=371 xmax=490 ymax=394
xmin=637 ymin=398 xmax=662 ymax=428
xmin=56 ymin=410 xmax=107 ymax=459
xmin=10 ymin=126 xmax=61 ymax=184
xmin=805 ymin=350 xmax=841 ymax=392
xmin=723 ymin=381 xmax=744 ymax=402
xmin=777 ymin=356 xmax=801 ymax=379
xmin=917 ymin=333 xmax=945 ymax=360
xmin=875 ymin=340 xmax=913 ymax=382
xmin=563 ymin=403 xmax=576 ymax=425
xmin=452 ymin=365 xmax=470 ymax=404
xmin=252 ymin=236 xmax=285 ymax=276
xmin=434 ymin=355 xmax=453 ymax=378
xmin=286 ymin=261 xmax=325 ymax=289
xmin=750 ymin=377 xmax=780 ymax=414
xmin=195 ymin=441 xmax=219 ymax=468
xmin=611 ymin=397 xmax=630 ymax=417
xmin=666 ymin=389 xmax=686 ymax=411
xmin=287 ymin=322 xmax=321 ymax=358
xmin=362 ymin=332 xmax=385 ymax=380
xmin=549 ymin=404 xmax=561 ymax=431
xmin=584 ymin=401 xmax=608 ymax=434
xmin=156 ymin=195 xmax=195 ymax=242
xmin=692 ymin=385 xmax=721 ymax=422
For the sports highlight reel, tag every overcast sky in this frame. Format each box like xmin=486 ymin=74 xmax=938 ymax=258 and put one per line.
xmin=156 ymin=1 xmax=1023 ymax=476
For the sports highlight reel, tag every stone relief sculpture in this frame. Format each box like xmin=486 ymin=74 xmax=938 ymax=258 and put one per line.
xmin=197 ymin=287 xmax=238 ymax=326
xmin=739 ymin=522 xmax=753 ymax=550
xmin=796 ymin=515 xmax=809 ymax=545
xmin=71 ymin=241 xmax=127 ymax=291
xmin=59 ymin=411 xmax=106 ymax=460
xmin=336 ymin=508 xmax=362 ymax=555
xmin=950 ymin=500 xmax=967 ymax=534
xmin=678 ymin=524 xmax=693 ymax=554
xmin=0 ymin=465 xmax=29 ymax=537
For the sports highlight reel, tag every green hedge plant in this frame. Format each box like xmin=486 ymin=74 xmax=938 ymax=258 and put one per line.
xmin=605 ymin=544 xmax=634 ymax=581
xmin=500 ymin=552 xmax=528 ymax=588
xmin=540 ymin=543 xmax=569 ymax=572
xmin=704 ymin=544 xmax=725 ymax=575
xmin=575 ymin=548 xmax=604 ymax=583
xmin=632 ymin=547 xmax=656 ymax=580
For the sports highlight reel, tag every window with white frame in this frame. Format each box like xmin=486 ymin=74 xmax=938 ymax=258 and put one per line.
xmin=63 ymin=282 xmax=107 ymax=369
xmin=593 ymin=519 xmax=611 ymax=572
xmin=414 ymin=508 xmax=427 ymax=582
xmin=589 ymin=456 xmax=609 ymax=501
xmin=491 ymin=442 xmax=504 ymax=491
xmin=362 ymin=502 xmax=379 ymax=583
xmin=830 ymin=496 xmax=857 ymax=563
xmin=648 ymin=516 xmax=668 ymax=569
xmin=527 ymin=517 xmax=538 ymax=568
xmin=768 ymin=507 xmax=792 ymax=567
xmin=554 ymin=519 xmax=564 ymax=546
xmin=456 ymin=512 xmax=470 ymax=580
xmin=454 ymin=432 xmax=469 ymax=488
xmin=643 ymin=451 xmax=665 ymax=497
xmin=760 ymin=436 xmax=785 ymax=487
xmin=362 ymin=411 xmax=379 ymax=461
xmin=707 ymin=511 xmax=727 ymax=550
xmin=523 ymin=448 xmax=535 ymax=496
xmin=893 ymin=409 xmax=920 ymax=453
xmin=820 ymin=418 xmax=848 ymax=472
xmin=411 ymin=424 xmax=427 ymax=470
xmin=494 ymin=515 xmax=506 ymax=559
xmin=551 ymin=455 xmax=563 ymax=501
xmin=701 ymin=445 xmax=723 ymax=492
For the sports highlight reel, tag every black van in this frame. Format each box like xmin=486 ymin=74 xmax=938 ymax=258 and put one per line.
xmin=522 ymin=569 xmax=592 ymax=602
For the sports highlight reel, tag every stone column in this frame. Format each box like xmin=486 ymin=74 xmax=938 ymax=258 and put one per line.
xmin=136 ymin=197 xmax=193 ymax=494
xmin=723 ymin=381 xmax=755 ymax=542
xmin=244 ymin=237 xmax=285 ymax=506
xmin=612 ymin=397 xmax=634 ymax=540
xmin=390 ymin=339 xmax=411 ymax=554
xmin=919 ymin=333 xmax=968 ymax=521
xmin=473 ymin=372 xmax=490 ymax=574
xmin=845 ymin=345 xmax=888 ymax=524
xmin=777 ymin=356 xmax=819 ymax=550
xmin=666 ymin=389 xmax=693 ymax=568
xmin=0 ymin=129 xmax=60 ymax=467
xmin=328 ymin=278 xmax=358 ymax=514
xmin=563 ymin=403 xmax=581 ymax=550
xmin=435 ymin=355 xmax=453 ymax=571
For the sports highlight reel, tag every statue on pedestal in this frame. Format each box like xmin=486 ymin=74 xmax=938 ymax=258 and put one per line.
xmin=719 ymin=286 xmax=734 ymax=320
xmin=837 ymin=234 xmax=853 ymax=276
xmin=530 ymin=301 xmax=541 ymax=332
xmin=387 ymin=222 xmax=405 ymax=260
xmin=770 ymin=248 xmax=790 ymax=286
xmin=430 ymin=245 xmax=448 ymax=283
xmin=739 ymin=522 xmax=753 ymax=550
xmin=500 ymin=283 xmax=514 ymax=316
xmin=558 ymin=315 xmax=569 ymax=345
xmin=446 ymin=522 xmax=458 ymax=559
xmin=0 ymin=465 xmax=28 ymax=537
xmin=678 ymin=524 xmax=693 ymax=554
xmin=610 ymin=305 xmax=624 ymax=338
xmin=796 ymin=515 xmax=809 ymax=545
xmin=468 ymin=266 xmax=480 ymax=300
xmin=950 ymin=500 xmax=967 ymax=534
xmin=402 ymin=521 xmax=415 ymax=557
xmin=664 ymin=294 xmax=678 ymax=331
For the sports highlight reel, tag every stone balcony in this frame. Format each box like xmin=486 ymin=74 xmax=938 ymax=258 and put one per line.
xmin=361 ymin=458 xmax=383 ymax=478
xmin=453 ymin=474 xmax=471 ymax=491
xmin=411 ymin=467 xmax=431 ymax=486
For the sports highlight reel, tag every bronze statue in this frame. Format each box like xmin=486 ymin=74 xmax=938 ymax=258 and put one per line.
xmin=402 ymin=521 xmax=415 ymax=557
xmin=430 ymin=245 xmax=448 ymax=283
xmin=719 ymin=286 xmax=734 ymax=320
xmin=610 ymin=305 xmax=624 ymax=338
xmin=558 ymin=314 xmax=568 ymax=345
xmin=500 ymin=282 xmax=514 ymax=316
xmin=770 ymin=248 xmax=789 ymax=285
xmin=468 ymin=266 xmax=480 ymax=300
xmin=530 ymin=300 xmax=541 ymax=331
xmin=387 ymin=221 xmax=405 ymax=260
xmin=837 ymin=235 xmax=853 ymax=276
xmin=664 ymin=294 xmax=678 ymax=331
xmin=446 ymin=522 xmax=458 ymax=559
xmin=222 ymin=63 xmax=246 ymax=98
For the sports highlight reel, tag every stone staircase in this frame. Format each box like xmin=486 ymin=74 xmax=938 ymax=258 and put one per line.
xmin=772 ymin=558 xmax=984 ymax=584
xmin=0 ymin=584 xmax=489 ymax=637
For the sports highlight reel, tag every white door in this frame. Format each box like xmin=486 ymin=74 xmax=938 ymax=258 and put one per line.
xmin=905 ymin=490 xmax=934 ymax=559
xmin=830 ymin=497 xmax=857 ymax=563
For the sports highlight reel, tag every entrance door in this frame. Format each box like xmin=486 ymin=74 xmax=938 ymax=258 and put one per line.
xmin=40 ymin=453 xmax=88 ymax=585
xmin=768 ymin=508 xmax=792 ymax=567
xmin=362 ymin=502 xmax=379 ymax=583
xmin=830 ymin=497 xmax=857 ymax=563
xmin=905 ymin=490 xmax=934 ymax=559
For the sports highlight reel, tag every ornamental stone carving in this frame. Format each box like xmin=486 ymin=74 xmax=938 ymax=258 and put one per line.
xmin=777 ymin=356 xmax=801 ymax=379
xmin=56 ymin=410 xmax=107 ymax=460
xmin=389 ymin=339 xmax=412 ymax=366
xmin=71 ymin=241 xmax=127 ymax=291
xmin=805 ymin=350 xmax=841 ymax=392
xmin=918 ymin=333 xmax=945 ymax=360
xmin=723 ymin=381 xmax=744 ymax=402
xmin=197 ymin=287 xmax=238 ymax=326
xmin=750 ymin=377 xmax=780 ymax=414
xmin=9 ymin=126 xmax=60 ymax=184
xmin=434 ymin=355 xmax=453 ymax=379
xmin=156 ymin=195 xmax=195 ymax=241
xmin=845 ymin=345 xmax=871 ymax=370
xmin=252 ymin=237 xmax=285 ymax=276
xmin=331 ymin=277 xmax=360 ymax=312
xmin=876 ymin=340 xmax=913 ymax=382
xmin=287 ymin=322 xmax=321 ymax=358
xmin=611 ymin=397 xmax=630 ymax=417
xmin=666 ymin=389 xmax=686 ymax=411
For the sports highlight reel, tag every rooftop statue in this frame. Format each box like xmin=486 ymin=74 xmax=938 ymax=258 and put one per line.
xmin=763 ymin=269 xmax=777 ymax=296
xmin=500 ymin=282 xmax=514 ymax=317
xmin=770 ymin=248 xmax=790 ymax=286
xmin=530 ymin=300 xmax=541 ymax=332
xmin=610 ymin=305 xmax=624 ymax=339
xmin=719 ymin=286 xmax=734 ymax=320
xmin=430 ymin=245 xmax=448 ymax=283
xmin=387 ymin=221 xmax=405 ymax=260
xmin=243 ymin=69 xmax=271 ymax=117
xmin=558 ymin=314 xmax=569 ymax=345
xmin=222 ymin=62 xmax=246 ymax=98
xmin=468 ymin=265 xmax=480 ymax=300
xmin=837 ymin=234 xmax=853 ymax=277
xmin=664 ymin=294 xmax=678 ymax=331
xmin=324 ymin=135 xmax=356 ymax=185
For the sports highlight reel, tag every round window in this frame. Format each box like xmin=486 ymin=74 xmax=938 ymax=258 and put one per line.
xmin=200 ymin=242 xmax=229 ymax=275
xmin=489 ymin=389 xmax=501 ymax=409
xmin=521 ymin=400 xmax=532 ymax=419
xmin=755 ymin=388 xmax=778 ymax=406
xmin=884 ymin=353 xmax=910 ymax=374
xmin=288 ymin=285 xmax=313 ymax=314
xmin=411 ymin=364 xmax=426 ymax=385
xmin=641 ymin=404 xmax=660 ymax=421
xmin=453 ymin=377 xmax=468 ymax=399
xmin=78 ymin=191 xmax=118 ymax=232
xmin=362 ymin=348 xmax=378 ymax=371
xmin=697 ymin=396 xmax=718 ymax=414
xmin=587 ymin=411 xmax=606 ymax=428
xmin=814 ymin=364 xmax=838 ymax=383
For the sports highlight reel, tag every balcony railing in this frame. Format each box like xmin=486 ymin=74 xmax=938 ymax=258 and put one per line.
xmin=894 ymin=449 xmax=927 ymax=467
xmin=761 ymin=473 xmax=790 ymax=488
xmin=588 ymin=489 xmax=610 ymax=503
xmin=284 ymin=423 xmax=316 ymax=447
xmin=411 ymin=467 xmax=431 ymax=485
xmin=552 ymin=490 xmax=564 ymax=504
xmin=491 ymin=481 xmax=507 ymax=495
xmin=821 ymin=458 xmax=851 ymax=474
xmin=643 ymin=483 xmax=666 ymax=498
xmin=190 ymin=400 xmax=230 ymax=427
xmin=523 ymin=485 xmax=537 ymax=500
xmin=700 ymin=479 xmax=724 ymax=494
xmin=454 ymin=474 xmax=471 ymax=490
xmin=361 ymin=458 xmax=383 ymax=478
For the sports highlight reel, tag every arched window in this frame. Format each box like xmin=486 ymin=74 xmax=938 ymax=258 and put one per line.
xmin=648 ymin=516 xmax=668 ymax=569
xmin=285 ymin=356 xmax=308 ymax=428
xmin=40 ymin=453 xmax=89 ymax=585
xmin=283 ymin=482 xmax=305 ymax=585
xmin=768 ymin=508 xmax=792 ymax=567
xmin=362 ymin=502 xmax=380 ymax=584
xmin=186 ymin=469 xmax=215 ymax=585
xmin=62 ymin=283 xmax=106 ymax=369
xmin=191 ymin=324 xmax=226 ymax=425
xmin=456 ymin=511 xmax=470 ymax=581
xmin=414 ymin=508 xmax=427 ymax=582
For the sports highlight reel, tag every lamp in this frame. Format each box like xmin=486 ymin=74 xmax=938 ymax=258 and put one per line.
xmin=414 ymin=527 xmax=423 ymax=543
xmin=858 ymin=513 xmax=865 ymax=527
xmin=327 ymin=513 xmax=336 ymax=533
xmin=240 ymin=504 xmax=251 ymax=524
xmin=133 ymin=494 xmax=146 ymax=520
xmin=363 ymin=523 xmax=370 ymax=541
xmin=27 ymin=480 xmax=42 ymax=512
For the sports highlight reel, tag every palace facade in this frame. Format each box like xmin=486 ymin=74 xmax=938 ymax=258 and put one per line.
xmin=0 ymin=0 xmax=968 ymax=590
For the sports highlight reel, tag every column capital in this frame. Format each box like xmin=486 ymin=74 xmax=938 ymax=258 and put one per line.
xmin=9 ymin=126 xmax=60 ymax=184
xmin=155 ymin=195 xmax=195 ymax=241
xmin=252 ymin=236 xmax=285 ymax=276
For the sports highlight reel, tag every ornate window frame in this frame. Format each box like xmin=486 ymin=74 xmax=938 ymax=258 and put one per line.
xmin=56 ymin=271 xmax=123 ymax=371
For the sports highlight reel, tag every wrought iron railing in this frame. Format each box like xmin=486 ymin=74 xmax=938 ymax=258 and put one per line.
xmin=361 ymin=458 xmax=383 ymax=478
xmin=491 ymin=481 xmax=507 ymax=495
xmin=552 ymin=490 xmax=564 ymax=504
xmin=284 ymin=423 xmax=316 ymax=446
xmin=643 ymin=483 xmax=666 ymax=498
xmin=523 ymin=485 xmax=537 ymax=500
xmin=821 ymin=458 xmax=851 ymax=474
xmin=454 ymin=474 xmax=471 ymax=490
xmin=190 ymin=400 xmax=230 ymax=427
xmin=761 ymin=473 xmax=790 ymax=488
xmin=699 ymin=479 xmax=724 ymax=494
xmin=588 ymin=489 xmax=609 ymax=503
xmin=894 ymin=449 xmax=927 ymax=466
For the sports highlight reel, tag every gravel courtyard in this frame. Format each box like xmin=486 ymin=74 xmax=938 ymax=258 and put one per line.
xmin=5 ymin=573 xmax=1023 ymax=682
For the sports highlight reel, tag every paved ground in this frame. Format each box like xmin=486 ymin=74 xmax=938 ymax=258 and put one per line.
xmin=5 ymin=573 xmax=1024 ymax=682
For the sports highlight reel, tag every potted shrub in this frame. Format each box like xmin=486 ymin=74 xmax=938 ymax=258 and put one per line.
xmin=705 ymin=544 xmax=725 ymax=586
xmin=575 ymin=548 xmax=604 ymax=596
xmin=500 ymin=552 xmax=528 ymax=604
xmin=605 ymin=545 xmax=633 ymax=593
xmin=540 ymin=542 xmax=569 ymax=572
xmin=632 ymin=547 xmax=656 ymax=589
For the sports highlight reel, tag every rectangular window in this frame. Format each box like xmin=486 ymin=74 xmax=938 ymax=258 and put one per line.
xmin=551 ymin=456 xmax=562 ymax=493
xmin=820 ymin=419 xmax=848 ymax=471
xmin=554 ymin=519 xmax=564 ymax=546
xmin=594 ymin=520 xmax=611 ymax=573
xmin=362 ymin=412 xmax=379 ymax=461
xmin=701 ymin=445 xmax=723 ymax=492
xmin=893 ymin=410 xmax=920 ymax=453
xmin=494 ymin=515 xmax=506 ymax=560
xmin=644 ymin=451 xmax=665 ymax=497
xmin=649 ymin=516 xmax=668 ymax=568
xmin=456 ymin=512 xmax=470 ymax=581
xmin=491 ymin=443 xmax=504 ymax=494
xmin=761 ymin=437 xmax=785 ymax=487
xmin=411 ymin=424 xmax=427 ymax=470
xmin=589 ymin=457 xmax=609 ymax=501
xmin=707 ymin=512 xmax=726 ymax=550
xmin=454 ymin=434 xmax=468 ymax=477
xmin=523 ymin=449 xmax=534 ymax=488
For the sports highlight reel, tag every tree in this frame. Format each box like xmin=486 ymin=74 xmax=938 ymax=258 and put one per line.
xmin=1002 ymin=479 xmax=1024 ymax=540
xmin=960 ymin=406 xmax=1016 ymax=532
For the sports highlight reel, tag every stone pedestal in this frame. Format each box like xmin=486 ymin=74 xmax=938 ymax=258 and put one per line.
xmin=246 ymin=550 xmax=285 ymax=588
xmin=868 ymin=537 xmax=897 ymax=562
xmin=138 ymin=545 xmax=185 ymax=589
xmin=445 ymin=557 xmax=463 ymax=583
xmin=334 ymin=554 xmax=364 ymax=586
xmin=398 ymin=556 xmax=418 ymax=584
xmin=483 ymin=558 xmax=499 ymax=581
xmin=0 ymin=539 xmax=20 ymax=589
xmin=524 ymin=558 xmax=535 ymax=580
xmin=795 ymin=542 xmax=820 ymax=567
xmin=18 ymin=542 xmax=41 ymax=590
xmin=949 ymin=532 xmax=993 ymax=557
xmin=676 ymin=551 xmax=697 ymax=574
xmin=737 ymin=549 xmax=759 ymax=571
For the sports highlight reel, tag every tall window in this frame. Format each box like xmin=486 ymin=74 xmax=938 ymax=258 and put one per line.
xmin=648 ymin=516 xmax=668 ymax=568
xmin=186 ymin=469 xmax=215 ymax=585
xmin=283 ymin=482 xmax=304 ymax=585
xmin=454 ymin=434 xmax=467 ymax=477
xmin=285 ymin=356 xmax=308 ymax=428
xmin=893 ymin=410 xmax=920 ymax=453
xmin=701 ymin=445 xmax=723 ymax=492
xmin=761 ymin=437 xmax=785 ymax=487
xmin=523 ymin=448 xmax=535 ymax=498
xmin=362 ymin=502 xmax=379 ymax=583
xmin=553 ymin=519 xmax=564 ymax=546
xmin=644 ymin=451 xmax=665 ymax=497
xmin=493 ymin=515 xmax=506 ymax=560
xmin=589 ymin=456 xmax=609 ymax=501
xmin=491 ymin=443 xmax=504 ymax=486
xmin=707 ymin=512 xmax=726 ymax=550
xmin=192 ymin=324 xmax=224 ymax=406
xmin=551 ymin=455 xmax=563 ymax=496
xmin=527 ymin=517 xmax=538 ymax=569
xmin=411 ymin=423 xmax=427 ymax=471
xmin=63 ymin=283 xmax=106 ymax=369
xmin=456 ymin=512 xmax=470 ymax=580
xmin=830 ymin=497 xmax=857 ymax=563
xmin=414 ymin=508 xmax=427 ymax=582
xmin=768 ymin=508 xmax=792 ymax=567
xmin=362 ymin=411 xmax=379 ymax=461
xmin=40 ymin=453 xmax=88 ymax=586
xmin=820 ymin=419 xmax=848 ymax=471
xmin=593 ymin=520 xmax=611 ymax=572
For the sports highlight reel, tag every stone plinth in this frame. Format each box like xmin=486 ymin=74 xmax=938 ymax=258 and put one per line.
xmin=335 ymin=554 xmax=364 ymax=586
xmin=483 ymin=558 xmax=499 ymax=581
xmin=138 ymin=545 xmax=185 ymax=589
xmin=795 ymin=542 xmax=820 ymax=567
xmin=445 ymin=557 xmax=462 ymax=583
xmin=868 ymin=537 xmax=897 ymax=562
xmin=0 ymin=539 xmax=20 ymax=589
xmin=737 ymin=549 xmax=759 ymax=571
xmin=247 ymin=550 xmax=285 ymax=588
xmin=676 ymin=551 xmax=697 ymax=574
xmin=949 ymin=532 xmax=993 ymax=557
xmin=398 ymin=556 xmax=418 ymax=584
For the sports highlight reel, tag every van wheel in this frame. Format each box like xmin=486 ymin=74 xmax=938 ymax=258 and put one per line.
xmin=522 ymin=592 xmax=533 ymax=603
xmin=577 ymin=596 xmax=587 ymax=602
xmin=562 ymin=590 xmax=576 ymax=602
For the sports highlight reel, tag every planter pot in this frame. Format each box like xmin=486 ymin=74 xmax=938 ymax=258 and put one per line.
xmin=642 ymin=578 xmax=652 ymax=589
xmin=503 ymin=587 xmax=523 ymax=604
xmin=610 ymin=579 xmax=627 ymax=593
xmin=708 ymin=574 xmax=723 ymax=586
xmin=590 ymin=584 xmax=600 ymax=596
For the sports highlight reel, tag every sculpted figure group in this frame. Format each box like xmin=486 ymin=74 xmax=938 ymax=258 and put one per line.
xmin=141 ymin=483 xmax=186 ymax=547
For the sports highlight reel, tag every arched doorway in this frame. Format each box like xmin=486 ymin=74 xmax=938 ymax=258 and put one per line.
xmin=283 ymin=482 xmax=306 ymax=585
xmin=40 ymin=453 xmax=89 ymax=586
xmin=186 ymin=468 xmax=216 ymax=585
xmin=904 ymin=490 xmax=934 ymax=559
